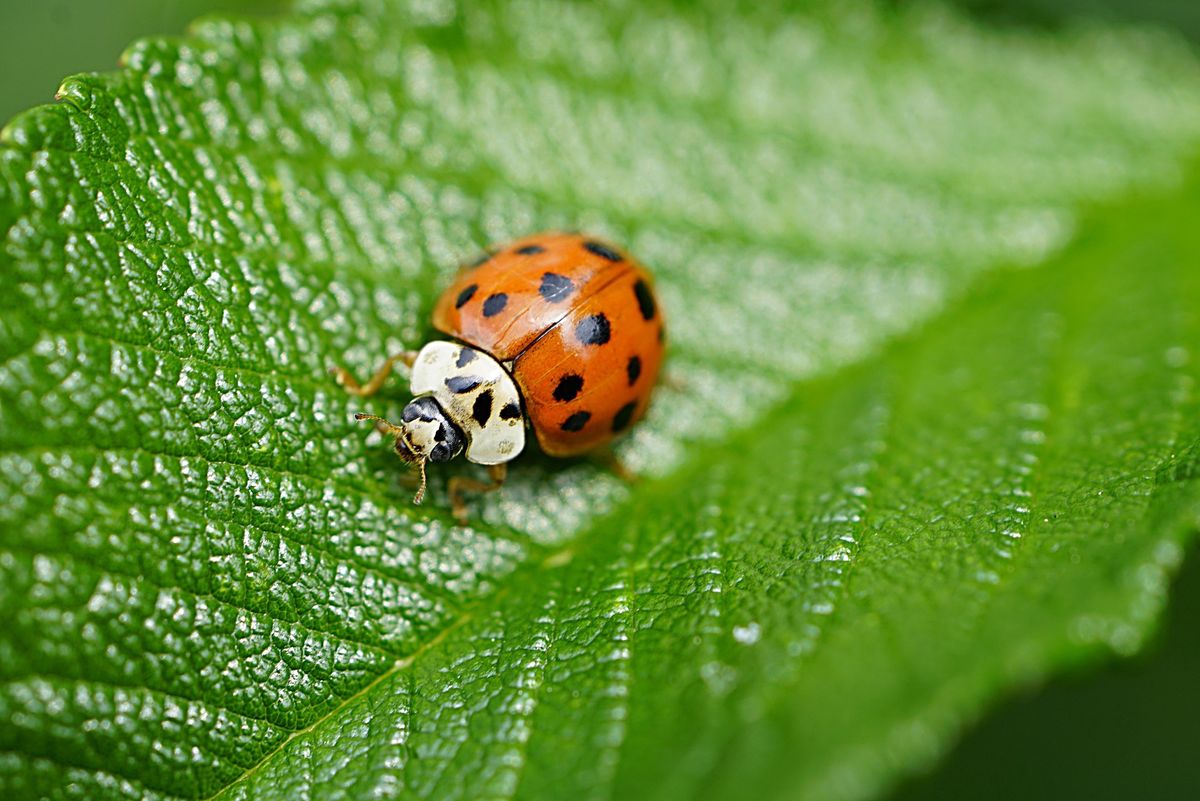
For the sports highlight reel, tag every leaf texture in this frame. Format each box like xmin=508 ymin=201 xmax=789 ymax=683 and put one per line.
xmin=1 ymin=1 xmax=1199 ymax=799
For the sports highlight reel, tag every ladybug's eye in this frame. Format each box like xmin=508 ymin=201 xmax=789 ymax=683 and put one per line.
xmin=429 ymin=418 xmax=465 ymax=463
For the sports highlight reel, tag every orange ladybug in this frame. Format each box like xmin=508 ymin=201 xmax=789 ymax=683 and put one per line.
xmin=335 ymin=232 xmax=665 ymax=519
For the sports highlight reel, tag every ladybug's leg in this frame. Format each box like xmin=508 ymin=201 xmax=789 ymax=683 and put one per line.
xmin=448 ymin=463 xmax=507 ymax=522
xmin=660 ymin=371 xmax=687 ymax=392
xmin=458 ymin=249 xmax=495 ymax=275
xmin=332 ymin=350 xmax=419 ymax=397
xmin=595 ymin=448 xmax=639 ymax=484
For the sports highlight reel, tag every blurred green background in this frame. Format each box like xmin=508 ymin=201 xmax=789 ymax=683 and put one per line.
xmin=0 ymin=0 xmax=284 ymax=123
xmin=1 ymin=1 xmax=1196 ymax=799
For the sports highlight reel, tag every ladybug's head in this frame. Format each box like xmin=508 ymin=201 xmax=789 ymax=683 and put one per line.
xmin=354 ymin=396 xmax=465 ymax=504
xmin=395 ymin=396 xmax=466 ymax=464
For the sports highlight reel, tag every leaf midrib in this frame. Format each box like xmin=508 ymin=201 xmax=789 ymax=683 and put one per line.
xmin=203 ymin=579 xmax=499 ymax=801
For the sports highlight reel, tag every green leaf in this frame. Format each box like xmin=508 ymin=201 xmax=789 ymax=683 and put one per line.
xmin=1 ymin=2 xmax=1199 ymax=800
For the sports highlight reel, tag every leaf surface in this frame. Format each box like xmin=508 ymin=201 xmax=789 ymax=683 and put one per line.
xmin=1 ymin=1 xmax=1199 ymax=800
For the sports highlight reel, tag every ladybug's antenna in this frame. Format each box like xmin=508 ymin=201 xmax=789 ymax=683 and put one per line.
xmin=354 ymin=413 xmax=427 ymax=505
xmin=353 ymin=413 xmax=401 ymax=436
xmin=412 ymin=460 xmax=427 ymax=505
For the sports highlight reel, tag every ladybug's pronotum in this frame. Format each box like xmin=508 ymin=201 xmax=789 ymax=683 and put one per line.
xmin=335 ymin=232 xmax=665 ymax=519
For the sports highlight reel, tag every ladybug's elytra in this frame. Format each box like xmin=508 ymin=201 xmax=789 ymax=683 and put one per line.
xmin=335 ymin=232 xmax=666 ymax=520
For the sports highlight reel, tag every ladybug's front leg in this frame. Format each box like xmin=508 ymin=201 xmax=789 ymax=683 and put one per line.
xmin=332 ymin=350 xmax=419 ymax=397
xmin=448 ymin=463 xmax=507 ymax=522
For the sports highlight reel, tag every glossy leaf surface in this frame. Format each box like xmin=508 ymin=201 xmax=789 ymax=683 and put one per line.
xmin=1 ymin=1 xmax=1199 ymax=799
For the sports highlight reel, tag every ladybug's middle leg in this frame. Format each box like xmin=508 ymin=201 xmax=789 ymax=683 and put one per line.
xmin=332 ymin=350 xmax=419 ymax=397
xmin=594 ymin=448 xmax=639 ymax=484
xmin=448 ymin=463 xmax=507 ymax=522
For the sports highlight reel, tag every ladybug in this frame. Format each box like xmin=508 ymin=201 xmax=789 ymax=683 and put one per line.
xmin=335 ymin=232 xmax=665 ymax=520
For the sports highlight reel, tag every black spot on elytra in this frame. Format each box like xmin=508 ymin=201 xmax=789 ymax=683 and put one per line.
xmin=499 ymin=401 xmax=521 ymax=420
xmin=539 ymin=272 xmax=574 ymax=303
xmin=584 ymin=241 xmax=622 ymax=262
xmin=626 ymin=356 xmax=642 ymax=386
xmin=456 ymin=348 xmax=477 ymax=368
xmin=472 ymin=390 xmax=494 ymax=426
xmin=553 ymin=374 xmax=584 ymax=402
xmin=633 ymin=279 xmax=657 ymax=321
xmin=561 ymin=411 xmax=591 ymax=432
xmin=612 ymin=401 xmax=637 ymax=433
xmin=516 ymin=244 xmax=545 ymax=255
xmin=445 ymin=375 xmax=482 ymax=393
xmin=482 ymin=293 xmax=508 ymax=317
xmin=434 ymin=426 xmax=446 ymax=442
xmin=574 ymin=313 xmax=611 ymax=346
xmin=455 ymin=284 xmax=478 ymax=309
